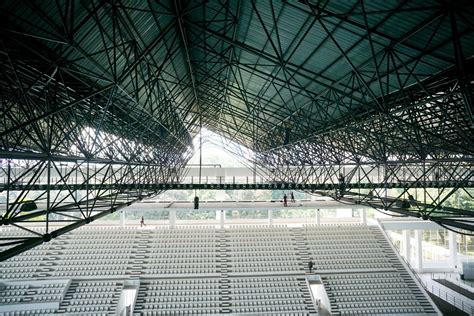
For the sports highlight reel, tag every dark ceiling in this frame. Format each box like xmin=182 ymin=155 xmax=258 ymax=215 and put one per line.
xmin=1 ymin=0 xmax=473 ymax=161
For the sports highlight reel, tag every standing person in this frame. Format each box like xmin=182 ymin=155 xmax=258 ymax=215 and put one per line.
xmin=140 ymin=216 xmax=146 ymax=227
xmin=290 ymin=192 xmax=295 ymax=203
xmin=308 ymin=260 xmax=314 ymax=273
xmin=283 ymin=194 xmax=288 ymax=207
xmin=338 ymin=173 xmax=345 ymax=198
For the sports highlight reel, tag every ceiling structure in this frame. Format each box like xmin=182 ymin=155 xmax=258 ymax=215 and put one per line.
xmin=0 ymin=0 xmax=473 ymax=259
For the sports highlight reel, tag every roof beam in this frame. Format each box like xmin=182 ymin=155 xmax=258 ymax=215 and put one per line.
xmin=174 ymin=0 xmax=199 ymax=109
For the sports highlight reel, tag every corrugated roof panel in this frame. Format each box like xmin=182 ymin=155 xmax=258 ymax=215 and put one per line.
xmin=2 ymin=0 xmax=473 ymax=154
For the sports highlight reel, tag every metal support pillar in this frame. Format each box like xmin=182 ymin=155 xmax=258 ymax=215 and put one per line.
xmin=403 ymin=230 xmax=411 ymax=263
xmin=316 ymin=209 xmax=321 ymax=225
xmin=360 ymin=208 xmax=367 ymax=225
xmin=169 ymin=209 xmax=176 ymax=228
xmin=415 ymin=229 xmax=423 ymax=272
xmin=268 ymin=210 xmax=273 ymax=226
xmin=120 ymin=210 xmax=125 ymax=228
xmin=218 ymin=210 xmax=224 ymax=229
xmin=449 ymin=231 xmax=458 ymax=271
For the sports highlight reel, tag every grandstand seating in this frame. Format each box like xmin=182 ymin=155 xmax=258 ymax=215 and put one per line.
xmin=0 ymin=280 xmax=69 ymax=316
xmin=0 ymin=224 xmax=439 ymax=315
xmin=302 ymin=225 xmax=438 ymax=315
xmin=56 ymin=280 xmax=123 ymax=315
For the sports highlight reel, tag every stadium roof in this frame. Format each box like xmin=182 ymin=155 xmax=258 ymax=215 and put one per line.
xmin=1 ymin=1 xmax=474 ymax=255
xmin=1 ymin=0 xmax=473 ymax=159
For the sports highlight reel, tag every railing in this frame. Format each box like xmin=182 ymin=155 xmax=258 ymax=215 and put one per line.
xmin=403 ymin=258 xmax=474 ymax=315
xmin=422 ymin=279 xmax=474 ymax=316
xmin=380 ymin=222 xmax=471 ymax=315
xmin=433 ymin=272 xmax=474 ymax=288
xmin=305 ymin=277 xmax=320 ymax=312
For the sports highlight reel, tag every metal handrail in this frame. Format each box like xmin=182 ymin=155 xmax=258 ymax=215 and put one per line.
xmin=402 ymin=258 xmax=474 ymax=315
xmin=305 ymin=277 xmax=320 ymax=312
xmin=381 ymin=225 xmax=472 ymax=315
xmin=423 ymin=280 xmax=474 ymax=315
xmin=434 ymin=272 xmax=474 ymax=288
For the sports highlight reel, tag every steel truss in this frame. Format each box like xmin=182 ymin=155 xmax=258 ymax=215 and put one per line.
xmin=0 ymin=155 xmax=183 ymax=261
xmin=179 ymin=0 xmax=474 ymax=232
xmin=0 ymin=1 xmax=194 ymax=260
xmin=0 ymin=0 xmax=473 ymax=259
xmin=257 ymin=146 xmax=474 ymax=232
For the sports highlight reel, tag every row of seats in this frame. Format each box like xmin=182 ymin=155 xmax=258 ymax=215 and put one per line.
xmin=51 ymin=265 xmax=127 ymax=271
xmin=337 ymin=301 xmax=421 ymax=308
xmin=309 ymin=258 xmax=390 ymax=264
xmin=141 ymin=309 xmax=219 ymax=315
xmin=145 ymin=269 xmax=218 ymax=274
xmin=230 ymin=276 xmax=300 ymax=283
xmin=70 ymin=293 xmax=115 ymax=299
xmin=227 ymin=234 xmax=295 ymax=238
xmin=338 ymin=307 xmax=427 ymax=315
xmin=142 ymin=302 xmax=220 ymax=309
xmin=328 ymin=277 xmax=405 ymax=285
xmin=231 ymin=291 xmax=304 ymax=297
xmin=57 ymin=250 xmax=130 ymax=255
xmin=325 ymin=272 xmax=401 ymax=280
xmin=333 ymin=294 xmax=421 ymax=302
xmin=143 ymin=248 xmax=218 ymax=252
xmin=157 ymin=234 xmax=217 ymax=238
xmin=147 ymin=284 xmax=219 ymax=290
xmin=56 ymin=259 xmax=130 ymax=265
xmin=306 ymin=253 xmax=390 ymax=260
xmin=58 ymin=245 xmax=134 ymax=250
xmin=143 ymin=296 xmax=219 ymax=302
xmin=0 ymin=281 xmax=68 ymax=305
xmin=148 ymin=279 xmax=219 ymax=285
xmin=228 ymin=242 xmax=295 ymax=246
xmin=228 ymin=233 xmax=293 ymax=237
xmin=306 ymin=239 xmax=381 ymax=245
xmin=147 ymin=258 xmax=217 ymax=264
xmin=331 ymin=288 xmax=415 ymax=296
xmin=1 ymin=262 xmax=41 ymax=267
xmin=232 ymin=306 xmax=308 ymax=313
xmin=61 ymin=306 xmax=110 ymax=312
xmin=228 ymin=248 xmax=296 ymax=252
xmin=0 ymin=309 xmax=56 ymax=316
xmin=231 ymin=278 xmax=299 ymax=285
xmin=68 ymin=298 xmax=117 ymax=305
xmin=2 ymin=284 xmax=29 ymax=289
xmin=232 ymin=261 xmax=299 ymax=267
xmin=1 ymin=273 xmax=35 ymax=279
xmin=50 ymin=271 xmax=125 ymax=277
xmin=328 ymin=283 xmax=416 ymax=290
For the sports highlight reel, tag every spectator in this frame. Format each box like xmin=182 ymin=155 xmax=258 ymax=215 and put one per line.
xmin=283 ymin=194 xmax=288 ymax=207
xmin=308 ymin=260 xmax=314 ymax=273
xmin=140 ymin=216 xmax=146 ymax=227
xmin=290 ymin=192 xmax=295 ymax=203
xmin=338 ymin=173 xmax=345 ymax=184
xmin=368 ymin=190 xmax=374 ymax=200
xmin=338 ymin=173 xmax=345 ymax=198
